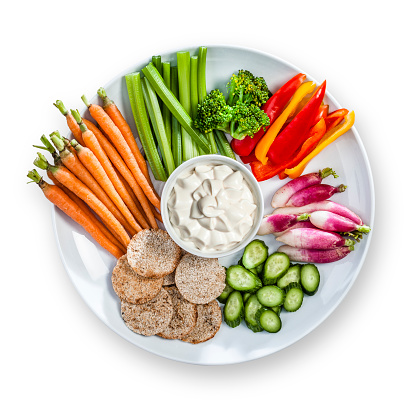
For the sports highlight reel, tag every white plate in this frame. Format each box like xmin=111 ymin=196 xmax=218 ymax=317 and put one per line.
xmin=52 ymin=45 xmax=375 ymax=365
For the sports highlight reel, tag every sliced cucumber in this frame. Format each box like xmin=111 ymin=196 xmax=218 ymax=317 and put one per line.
xmin=242 ymin=239 xmax=268 ymax=269
xmin=244 ymin=294 xmax=264 ymax=332
xmin=257 ymin=309 xmax=282 ymax=333
xmin=226 ymin=265 xmax=263 ymax=293
xmin=300 ymin=264 xmax=320 ymax=295
xmin=256 ymin=285 xmax=285 ymax=308
xmin=224 ymin=291 xmax=244 ymax=328
xmin=271 ymin=305 xmax=281 ymax=316
xmin=243 ymin=292 xmax=251 ymax=303
xmin=256 ymin=262 xmax=265 ymax=274
xmin=217 ymin=282 xmax=234 ymax=304
xmin=277 ymin=264 xmax=301 ymax=289
xmin=283 ymin=282 xmax=304 ymax=312
xmin=262 ymin=252 xmax=290 ymax=285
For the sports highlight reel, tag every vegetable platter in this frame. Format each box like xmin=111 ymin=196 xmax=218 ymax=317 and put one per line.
xmin=50 ymin=45 xmax=374 ymax=365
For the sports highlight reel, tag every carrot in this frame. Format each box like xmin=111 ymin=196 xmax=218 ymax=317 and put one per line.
xmin=70 ymin=136 xmax=141 ymax=234
xmin=70 ymin=110 xmax=150 ymax=230
xmin=53 ymin=100 xmax=85 ymax=146
xmin=97 ymin=87 xmax=152 ymax=184
xmin=83 ymin=118 xmax=158 ymax=229
xmin=150 ymin=204 xmax=163 ymax=223
xmin=28 ymin=169 xmax=124 ymax=258
xmin=47 ymin=170 xmax=126 ymax=253
xmin=82 ymin=95 xmax=160 ymax=210
xmin=50 ymin=134 xmax=136 ymax=237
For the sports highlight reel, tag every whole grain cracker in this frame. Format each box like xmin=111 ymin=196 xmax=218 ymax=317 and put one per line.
xmin=120 ymin=288 xmax=173 ymax=336
xmin=181 ymin=300 xmax=222 ymax=344
xmin=112 ymin=255 xmax=163 ymax=304
xmin=175 ymin=254 xmax=226 ymax=304
xmin=127 ymin=229 xmax=181 ymax=278
xmin=158 ymin=286 xmax=197 ymax=339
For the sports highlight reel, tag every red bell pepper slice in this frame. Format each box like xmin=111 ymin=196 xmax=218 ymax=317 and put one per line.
xmin=312 ymin=104 xmax=329 ymax=126
xmin=239 ymin=150 xmax=258 ymax=164
xmin=250 ymin=160 xmax=282 ymax=182
xmin=325 ymin=108 xmax=348 ymax=131
xmin=267 ymin=81 xmax=327 ymax=166
xmin=230 ymin=73 xmax=306 ymax=156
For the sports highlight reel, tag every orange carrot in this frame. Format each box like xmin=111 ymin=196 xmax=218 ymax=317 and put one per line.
xmin=83 ymin=118 xmax=158 ymax=229
xmin=71 ymin=110 xmax=150 ymax=230
xmin=53 ymin=100 xmax=85 ymax=146
xmin=50 ymin=134 xmax=136 ymax=237
xmin=47 ymin=170 xmax=126 ymax=253
xmin=82 ymin=96 xmax=160 ymax=210
xmin=28 ymin=170 xmax=124 ymax=258
xmin=150 ymin=205 xmax=163 ymax=223
xmin=70 ymin=136 xmax=141 ymax=234
xmin=97 ymin=87 xmax=152 ymax=184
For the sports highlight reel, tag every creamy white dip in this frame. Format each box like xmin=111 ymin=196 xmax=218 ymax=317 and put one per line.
xmin=167 ymin=163 xmax=257 ymax=252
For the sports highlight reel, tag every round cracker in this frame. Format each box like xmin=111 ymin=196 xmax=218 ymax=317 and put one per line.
xmin=158 ymin=286 xmax=197 ymax=339
xmin=162 ymin=271 xmax=176 ymax=286
xmin=120 ymin=288 xmax=173 ymax=336
xmin=112 ymin=255 xmax=163 ymax=304
xmin=127 ymin=229 xmax=181 ymax=278
xmin=175 ymin=254 xmax=226 ymax=304
xmin=181 ymin=300 xmax=222 ymax=344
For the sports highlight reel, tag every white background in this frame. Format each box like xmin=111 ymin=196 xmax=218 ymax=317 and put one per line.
xmin=1 ymin=1 xmax=414 ymax=414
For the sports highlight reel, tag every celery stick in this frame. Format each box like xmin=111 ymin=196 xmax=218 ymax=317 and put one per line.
xmin=141 ymin=62 xmax=210 ymax=155
xmin=142 ymin=77 xmax=176 ymax=176
xmin=214 ymin=130 xmax=236 ymax=160
xmin=152 ymin=55 xmax=162 ymax=75
xmin=197 ymin=46 xmax=217 ymax=153
xmin=162 ymin=62 xmax=172 ymax=148
xmin=170 ymin=66 xmax=182 ymax=167
xmin=125 ymin=72 xmax=167 ymax=181
xmin=177 ymin=52 xmax=199 ymax=160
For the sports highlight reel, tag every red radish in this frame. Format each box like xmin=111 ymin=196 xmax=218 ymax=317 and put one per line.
xmin=258 ymin=213 xmax=310 ymax=235
xmin=277 ymin=245 xmax=354 ymax=263
xmin=272 ymin=200 xmax=363 ymax=225
xmin=286 ymin=184 xmax=347 ymax=207
xmin=273 ymin=220 xmax=317 ymax=237
xmin=310 ymin=211 xmax=371 ymax=233
xmin=275 ymin=228 xmax=355 ymax=249
xmin=271 ymin=168 xmax=338 ymax=208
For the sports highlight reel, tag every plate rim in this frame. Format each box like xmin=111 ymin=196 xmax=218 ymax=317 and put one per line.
xmin=51 ymin=44 xmax=375 ymax=365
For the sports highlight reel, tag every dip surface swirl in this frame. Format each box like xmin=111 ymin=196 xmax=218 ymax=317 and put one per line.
xmin=167 ymin=163 xmax=257 ymax=252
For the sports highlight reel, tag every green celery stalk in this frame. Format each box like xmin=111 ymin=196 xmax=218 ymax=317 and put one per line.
xmin=170 ymin=66 xmax=182 ymax=167
xmin=197 ymin=46 xmax=217 ymax=153
xmin=125 ymin=72 xmax=167 ymax=181
xmin=151 ymin=55 xmax=162 ymax=75
xmin=214 ymin=130 xmax=236 ymax=160
xmin=141 ymin=62 xmax=210 ymax=155
xmin=142 ymin=77 xmax=176 ymax=176
xmin=161 ymin=62 xmax=172 ymax=148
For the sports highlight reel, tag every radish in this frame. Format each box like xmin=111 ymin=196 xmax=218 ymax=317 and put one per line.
xmin=271 ymin=168 xmax=338 ymax=208
xmin=275 ymin=228 xmax=355 ymax=249
xmin=286 ymin=184 xmax=347 ymax=207
xmin=272 ymin=200 xmax=363 ymax=225
xmin=277 ymin=245 xmax=354 ymax=263
xmin=273 ymin=220 xmax=317 ymax=237
xmin=310 ymin=211 xmax=371 ymax=233
xmin=258 ymin=213 xmax=310 ymax=235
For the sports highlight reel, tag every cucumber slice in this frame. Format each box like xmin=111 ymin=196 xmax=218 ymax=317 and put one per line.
xmin=262 ymin=252 xmax=290 ymax=285
xmin=243 ymin=292 xmax=251 ymax=303
xmin=244 ymin=294 xmax=264 ymax=332
xmin=256 ymin=262 xmax=265 ymax=274
xmin=300 ymin=264 xmax=320 ymax=295
xmin=277 ymin=264 xmax=301 ymax=289
xmin=226 ymin=265 xmax=263 ymax=293
xmin=257 ymin=309 xmax=282 ymax=333
xmin=271 ymin=305 xmax=281 ymax=315
xmin=224 ymin=291 xmax=244 ymax=328
xmin=283 ymin=282 xmax=304 ymax=312
xmin=242 ymin=239 xmax=268 ymax=269
xmin=256 ymin=286 xmax=285 ymax=308
xmin=217 ymin=282 xmax=234 ymax=304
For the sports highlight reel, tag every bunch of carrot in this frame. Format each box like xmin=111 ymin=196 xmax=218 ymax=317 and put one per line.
xmin=28 ymin=90 xmax=162 ymax=258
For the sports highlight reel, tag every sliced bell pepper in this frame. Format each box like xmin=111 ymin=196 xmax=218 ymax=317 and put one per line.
xmin=255 ymin=81 xmax=316 ymax=165
xmin=312 ymin=104 xmax=329 ymax=126
xmin=284 ymin=111 xmax=355 ymax=178
xmin=325 ymin=108 xmax=348 ymax=131
xmin=249 ymin=117 xmax=326 ymax=182
xmin=239 ymin=150 xmax=258 ymax=164
xmin=267 ymin=81 xmax=327 ymax=167
xmin=231 ymin=73 xmax=306 ymax=156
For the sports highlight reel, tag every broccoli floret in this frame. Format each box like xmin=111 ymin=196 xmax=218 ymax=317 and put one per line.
xmin=193 ymin=89 xmax=233 ymax=134
xmin=227 ymin=70 xmax=269 ymax=107
xmin=230 ymin=102 xmax=271 ymax=140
